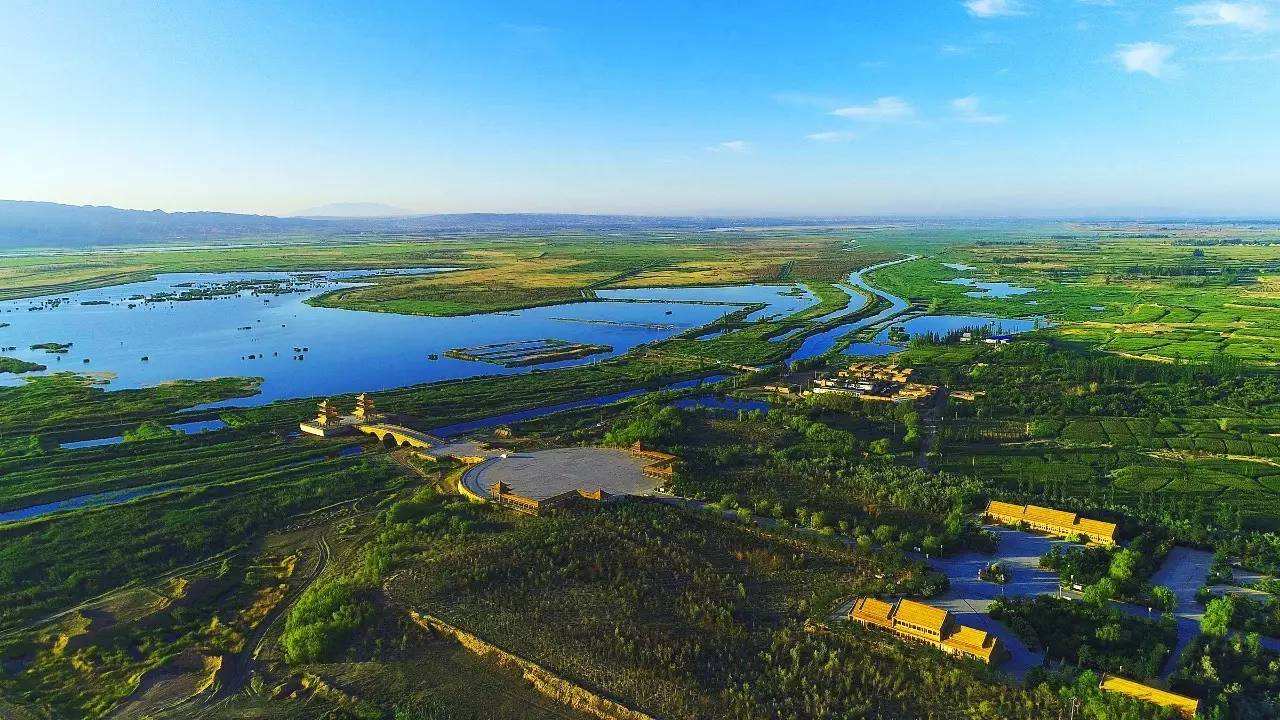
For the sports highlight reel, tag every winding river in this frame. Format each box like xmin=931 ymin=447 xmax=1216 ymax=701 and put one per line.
xmin=786 ymin=256 xmax=917 ymax=362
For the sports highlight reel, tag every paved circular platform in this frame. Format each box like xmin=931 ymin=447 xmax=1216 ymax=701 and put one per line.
xmin=462 ymin=446 xmax=658 ymax=500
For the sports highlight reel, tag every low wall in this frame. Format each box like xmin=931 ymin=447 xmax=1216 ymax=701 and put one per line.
xmin=408 ymin=611 xmax=659 ymax=720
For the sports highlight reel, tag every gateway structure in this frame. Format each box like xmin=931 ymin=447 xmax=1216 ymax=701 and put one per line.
xmin=985 ymin=500 xmax=1117 ymax=546
xmin=850 ymin=597 xmax=1002 ymax=665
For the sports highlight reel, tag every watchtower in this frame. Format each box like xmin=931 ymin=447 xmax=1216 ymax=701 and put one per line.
xmin=353 ymin=393 xmax=377 ymax=421
xmin=315 ymin=399 xmax=341 ymax=427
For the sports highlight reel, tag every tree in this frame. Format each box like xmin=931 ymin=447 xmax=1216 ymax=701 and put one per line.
xmin=1201 ymin=596 xmax=1234 ymax=637
xmin=873 ymin=524 xmax=897 ymax=544
xmin=123 ymin=420 xmax=181 ymax=443
xmin=1082 ymin=577 xmax=1117 ymax=606
xmin=282 ymin=579 xmax=370 ymax=664
xmin=1108 ymin=548 xmax=1142 ymax=585
xmin=1151 ymin=585 xmax=1177 ymax=613
xmin=1026 ymin=418 xmax=1060 ymax=439
xmin=808 ymin=510 xmax=829 ymax=531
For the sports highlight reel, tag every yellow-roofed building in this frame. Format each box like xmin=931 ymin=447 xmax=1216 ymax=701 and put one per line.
xmin=850 ymin=597 xmax=894 ymax=629
xmin=985 ymin=500 xmax=1117 ymax=545
xmin=849 ymin=598 xmax=1002 ymax=665
xmin=1099 ymin=675 xmax=1199 ymax=718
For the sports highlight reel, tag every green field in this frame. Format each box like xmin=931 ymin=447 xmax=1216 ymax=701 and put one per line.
xmin=8 ymin=224 xmax=1280 ymax=718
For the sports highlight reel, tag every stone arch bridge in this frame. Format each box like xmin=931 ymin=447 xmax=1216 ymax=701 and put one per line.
xmin=354 ymin=423 xmax=445 ymax=450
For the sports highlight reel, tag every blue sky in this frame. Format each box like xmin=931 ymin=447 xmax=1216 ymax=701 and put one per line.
xmin=2 ymin=1 xmax=1278 ymax=216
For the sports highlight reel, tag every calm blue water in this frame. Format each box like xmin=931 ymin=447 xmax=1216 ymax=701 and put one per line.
xmin=0 ymin=482 xmax=183 ymax=525
xmin=941 ymin=278 xmax=1035 ymax=298
xmin=842 ymin=341 xmax=904 ymax=357
xmin=428 ymin=373 xmax=730 ymax=437
xmin=58 ymin=418 xmax=230 ymax=450
xmin=804 ymin=285 xmax=870 ymax=325
xmin=0 ymin=270 xmax=754 ymax=406
xmin=788 ymin=257 xmax=916 ymax=362
xmin=843 ymin=314 xmax=1045 ymax=357
xmin=595 ymin=284 xmax=819 ymax=322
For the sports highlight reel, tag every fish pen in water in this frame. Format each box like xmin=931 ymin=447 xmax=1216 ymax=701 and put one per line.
xmin=445 ymin=338 xmax=613 ymax=367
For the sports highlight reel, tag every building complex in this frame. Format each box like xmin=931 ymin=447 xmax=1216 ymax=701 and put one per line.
xmin=808 ymin=363 xmax=937 ymax=403
xmin=985 ymin=500 xmax=1117 ymax=546
xmin=850 ymin=597 xmax=1002 ymax=665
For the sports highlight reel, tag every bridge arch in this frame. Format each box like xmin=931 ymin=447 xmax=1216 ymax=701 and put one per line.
xmin=354 ymin=423 xmax=440 ymax=451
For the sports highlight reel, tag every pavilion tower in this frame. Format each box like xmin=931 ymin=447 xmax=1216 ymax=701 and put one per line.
xmin=315 ymin=399 xmax=341 ymax=427
xmin=353 ymin=393 xmax=377 ymax=421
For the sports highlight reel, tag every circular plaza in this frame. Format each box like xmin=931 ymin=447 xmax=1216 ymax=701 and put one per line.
xmin=461 ymin=446 xmax=663 ymax=503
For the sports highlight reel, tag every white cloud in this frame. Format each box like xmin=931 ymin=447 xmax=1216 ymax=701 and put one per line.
xmin=831 ymin=96 xmax=916 ymax=121
xmin=1115 ymin=42 xmax=1177 ymax=77
xmin=805 ymin=131 xmax=858 ymax=143
xmin=1178 ymin=3 xmax=1272 ymax=31
xmin=707 ymin=140 xmax=750 ymax=153
xmin=964 ymin=0 xmax=1023 ymax=18
xmin=951 ymin=95 xmax=1008 ymax=124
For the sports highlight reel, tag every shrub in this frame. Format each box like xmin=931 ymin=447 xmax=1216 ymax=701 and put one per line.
xmin=122 ymin=421 xmax=181 ymax=443
xmin=282 ymin=578 xmax=372 ymax=664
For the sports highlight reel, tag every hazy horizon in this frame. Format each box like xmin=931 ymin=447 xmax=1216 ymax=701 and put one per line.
xmin=3 ymin=1 xmax=1279 ymax=217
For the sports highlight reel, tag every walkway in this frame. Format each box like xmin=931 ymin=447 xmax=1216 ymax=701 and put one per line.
xmin=1144 ymin=547 xmax=1212 ymax=677
xmin=354 ymin=422 xmax=446 ymax=449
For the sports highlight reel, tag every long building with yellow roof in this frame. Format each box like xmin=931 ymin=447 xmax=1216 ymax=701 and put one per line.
xmin=850 ymin=597 xmax=1002 ymax=665
xmin=985 ymin=500 xmax=1117 ymax=545
xmin=1099 ymin=675 xmax=1199 ymax=718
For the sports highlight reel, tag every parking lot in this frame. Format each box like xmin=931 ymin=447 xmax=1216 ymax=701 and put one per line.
xmin=925 ymin=526 xmax=1077 ymax=678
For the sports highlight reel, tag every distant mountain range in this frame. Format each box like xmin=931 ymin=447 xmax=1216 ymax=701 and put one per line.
xmin=0 ymin=201 xmax=332 ymax=248
xmin=0 ymin=199 xmax=881 ymax=248
xmin=291 ymin=202 xmax=419 ymax=218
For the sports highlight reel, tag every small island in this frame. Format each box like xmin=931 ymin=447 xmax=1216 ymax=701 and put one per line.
xmin=445 ymin=338 xmax=613 ymax=367
xmin=0 ymin=356 xmax=46 ymax=374
xmin=30 ymin=342 xmax=73 ymax=354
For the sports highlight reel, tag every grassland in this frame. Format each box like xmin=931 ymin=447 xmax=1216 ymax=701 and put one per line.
xmin=9 ymin=224 xmax=1280 ymax=718
xmin=375 ymin=498 xmax=1064 ymax=720
xmin=0 ymin=373 xmax=260 ymax=437
xmin=870 ymin=226 xmax=1280 ymax=364
xmin=0 ymin=231 xmax=895 ymax=314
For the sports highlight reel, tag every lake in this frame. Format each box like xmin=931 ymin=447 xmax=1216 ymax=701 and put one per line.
xmin=59 ymin=418 xmax=230 ymax=450
xmin=0 ymin=270 xmax=782 ymax=405
xmin=940 ymin=278 xmax=1035 ymax=298
xmin=844 ymin=314 xmax=1045 ymax=357
xmin=0 ymin=481 xmax=184 ymax=525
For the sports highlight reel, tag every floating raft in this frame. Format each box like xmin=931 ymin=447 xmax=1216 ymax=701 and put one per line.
xmin=445 ymin=338 xmax=613 ymax=367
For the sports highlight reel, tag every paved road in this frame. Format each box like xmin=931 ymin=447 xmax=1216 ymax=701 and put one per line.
xmin=925 ymin=526 xmax=1075 ymax=679
xmin=1147 ymin=546 xmax=1212 ymax=677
